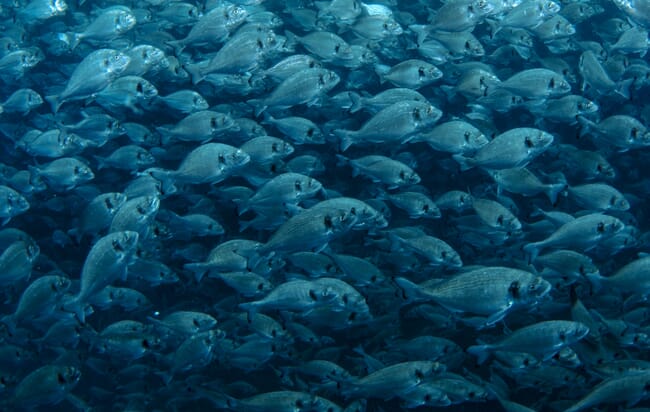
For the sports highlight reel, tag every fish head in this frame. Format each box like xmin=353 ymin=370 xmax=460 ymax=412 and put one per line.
xmin=58 ymin=366 xmax=81 ymax=388
xmin=466 ymin=38 xmax=485 ymax=57
xmin=137 ymin=45 xmax=165 ymax=66
xmin=7 ymin=190 xmax=30 ymax=213
xmin=576 ymin=98 xmax=598 ymax=114
xmin=139 ymin=79 xmax=158 ymax=98
xmin=113 ymin=231 xmax=140 ymax=254
xmin=230 ymin=148 xmax=251 ymax=167
xmin=71 ymin=162 xmax=94 ymax=182
xmin=116 ymin=11 xmax=137 ymax=33
xmin=540 ymin=0 xmax=561 ymax=15
xmin=547 ymin=74 xmax=571 ymax=95
xmin=224 ymin=5 xmax=248 ymax=27
xmin=54 ymin=0 xmax=68 ymax=13
xmin=318 ymin=70 xmax=341 ymax=91
xmin=105 ymin=52 xmax=131 ymax=75
xmin=420 ymin=64 xmax=443 ymax=81
xmin=563 ymin=322 xmax=590 ymax=343
xmin=466 ymin=130 xmax=490 ymax=150
xmin=135 ymin=149 xmax=156 ymax=166
xmin=595 ymin=216 xmax=624 ymax=235
xmin=514 ymin=275 xmax=552 ymax=303
xmin=54 ymin=276 xmax=72 ymax=293
xmin=399 ymin=169 xmax=421 ymax=186
xmin=24 ymin=89 xmax=44 ymax=107
xmin=23 ymin=47 xmax=44 ymax=68
xmin=193 ymin=94 xmax=209 ymax=111
xmin=441 ymin=249 xmax=463 ymax=267
xmin=524 ymin=130 xmax=554 ymax=152
xmin=609 ymin=194 xmax=630 ymax=211
xmin=106 ymin=193 xmax=128 ymax=213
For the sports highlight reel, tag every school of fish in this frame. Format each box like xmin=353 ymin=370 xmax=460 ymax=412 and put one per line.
xmin=0 ymin=0 xmax=649 ymax=410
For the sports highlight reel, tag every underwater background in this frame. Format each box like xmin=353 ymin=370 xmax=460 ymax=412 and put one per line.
xmin=0 ymin=0 xmax=650 ymax=410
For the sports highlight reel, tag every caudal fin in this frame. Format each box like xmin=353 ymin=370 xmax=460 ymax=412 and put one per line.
xmin=523 ymin=242 xmax=541 ymax=263
xmin=333 ymin=129 xmax=354 ymax=152
xmin=467 ymin=344 xmax=492 ymax=364
xmin=45 ymin=95 xmax=61 ymax=113
xmin=452 ymin=154 xmax=475 ymax=171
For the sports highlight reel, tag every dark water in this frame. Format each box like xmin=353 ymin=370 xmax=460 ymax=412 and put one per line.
xmin=0 ymin=0 xmax=650 ymax=411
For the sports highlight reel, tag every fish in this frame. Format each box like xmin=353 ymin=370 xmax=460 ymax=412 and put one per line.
xmin=2 ymin=0 xmax=650 ymax=410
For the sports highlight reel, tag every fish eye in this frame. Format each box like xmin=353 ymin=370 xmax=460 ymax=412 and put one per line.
xmin=631 ymin=127 xmax=639 ymax=138
xmin=112 ymin=239 xmax=125 ymax=252
xmin=423 ymin=204 xmax=429 ymax=212
xmin=256 ymin=39 xmax=263 ymax=49
xmin=524 ymin=137 xmax=534 ymax=148
xmin=597 ymin=222 xmax=605 ymax=233
xmin=218 ymin=154 xmax=226 ymax=164
xmin=549 ymin=78 xmax=555 ymax=89
xmin=465 ymin=41 xmax=471 ymax=50
xmin=559 ymin=332 xmax=566 ymax=341
xmin=306 ymin=128 xmax=314 ymax=137
xmin=334 ymin=44 xmax=341 ymax=53
xmin=464 ymin=131 xmax=471 ymax=141
xmin=136 ymin=82 xmax=143 ymax=93
xmin=496 ymin=215 xmax=504 ymax=226
xmin=414 ymin=369 xmax=424 ymax=379
xmin=509 ymin=281 xmax=520 ymax=297
xmin=294 ymin=180 xmax=302 ymax=191
xmin=418 ymin=67 xmax=425 ymax=77
xmin=468 ymin=391 xmax=476 ymax=399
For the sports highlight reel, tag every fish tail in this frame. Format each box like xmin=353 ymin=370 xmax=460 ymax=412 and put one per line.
xmin=523 ymin=242 xmax=541 ymax=263
xmin=616 ymin=78 xmax=633 ymax=100
xmin=165 ymin=40 xmax=185 ymax=56
xmin=184 ymin=63 xmax=204 ymax=85
xmin=0 ymin=314 xmax=16 ymax=336
xmin=348 ymin=92 xmax=362 ymax=113
xmin=333 ymin=129 xmax=354 ymax=152
xmin=238 ymin=302 xmax=258 ymax=318
xmin=283 ymin=30 xmax=298 ymax=50
xmin=62 ymin=297 xmax=87 ymax=324
xmin=545 ymin=181 xmax=567 ymax=206
xmin=467 ymin=344 xmax=492 ymax=364
xmin=452 ymin=154 xmax=474 ymax=171
xmin=247 ymin=99 xmax=267 ymax=117
xmin=45 ymin=94 xmax=61 ymax=113
xmin=183 ymin=262 xmax=210 ymax=282
xmin=576 ymin=116 xmax=594 ymax=139
xmin=373 ymin=63 xmax=390 ymax=84
xmin=68 ymin=32 xmax=83 ymax=50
